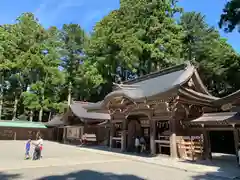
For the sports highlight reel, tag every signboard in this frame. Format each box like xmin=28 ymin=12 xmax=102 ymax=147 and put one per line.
xmin=182 ymin=135 xmax=202 ymax=140
xmin=157 ymin=121 xmax=169 ymax=129
xmin=66 ymin=127 xmax=80 ymax=139
xmin=140 ymin=120 xmax=149 ymax=126
xmin=0 ymin=129 xmax=14 ymax=139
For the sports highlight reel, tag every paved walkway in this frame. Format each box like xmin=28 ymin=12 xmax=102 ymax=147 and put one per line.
xmin=0 ymin=140 xmax=223 ymax=180
xmin=1 ymin=141 xmax=240 ymax=179
xmin=79 ymin=146 xmax=240 ymax=180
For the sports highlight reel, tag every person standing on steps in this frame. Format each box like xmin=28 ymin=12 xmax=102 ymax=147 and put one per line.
xmin=135 ymin=136 xmax=140 ymax=153
xmin=140 ymin=136 xmax=146 ymax=153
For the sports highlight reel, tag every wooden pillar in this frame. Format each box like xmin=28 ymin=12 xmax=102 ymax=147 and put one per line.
xmin=121 ymin=120 xmax=127 ymax=152
xmin=109 ymin=123 xmax=114 ymax=149
xmin=83 ymin=121 xmax=87 ymax=134
xmin=14 ymin=132 xmax=16 ymax=140
xmin=56 ymin=128 xmax=59 ymax=142
xmin=63 ymin=127 xmax=66 ymax=143
xmin=233 ymin=128 xmax=239 ymax=161
xmin=150 ymin=120 xmax=156 ymax=155
xmin=170 ymin=117 xmax=177 ymax=158
xmin=203 ymin=130 xmax=211 ymax=160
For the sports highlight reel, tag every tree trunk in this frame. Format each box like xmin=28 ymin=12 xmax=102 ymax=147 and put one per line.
xmin=39 ymin=86 xmax=45 ymax=122
xmin=0 ymin=75 xmax=3 ymax=121
xmin=39 ymin=107 xmax=43 ymax=122
xmin=67 ymin=81 xmax=72 ymax=107
xmin=0 ymin=93 xmax=2 ymax=121
xmin=29 ymin=110 xmax=33 ymax=122
xmin=12 ymin=97 xmax=18 ymax=120
xmin=48 ymin=111 xmax=52 ymax=122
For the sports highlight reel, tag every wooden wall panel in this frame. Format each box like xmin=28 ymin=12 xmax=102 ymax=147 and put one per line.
xmin=0 ymin=127 xmax=54 ymax=140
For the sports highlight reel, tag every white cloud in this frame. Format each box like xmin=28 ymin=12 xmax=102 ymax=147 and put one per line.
xmin=34 ymin=0 xmax=84 ymax=25
xmin=80 ymin=8 xmax=113 ymax=30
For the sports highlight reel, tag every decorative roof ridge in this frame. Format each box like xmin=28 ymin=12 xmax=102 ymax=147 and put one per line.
xmin=123 ymin=61 xmax=191 ymax=85
xmin=212 ymin=89 xmax=240 ymax=105
xmin=70 ymin=101 xmax=110 ymax=116
xmin=113 ymin=82 xmax=140 ymax=89
xmin=181 ymin=87 xmax=219 ymax=100
xmin=72 ymin=101 xmax=95 ymax=105
xmin=202 ymin=112 xmax=238 ymax=116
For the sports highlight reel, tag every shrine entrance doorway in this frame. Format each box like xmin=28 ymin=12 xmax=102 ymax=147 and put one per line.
xmin=127 ymin=117 xmax=141 ymax=152
xmin=126 ymin=114 xmax=151 ymax=153
xmin=210 ymin=131 xmax=235 ymax=155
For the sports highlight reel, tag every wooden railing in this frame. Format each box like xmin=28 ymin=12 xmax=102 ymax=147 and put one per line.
xmin=178 ymin=136 xmax=203 ymax=161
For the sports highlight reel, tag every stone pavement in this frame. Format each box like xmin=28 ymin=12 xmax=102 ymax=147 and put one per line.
xmin=1 ymin=141 xmax=240 ymax=180
xmin=78 ymin=146 xmax=240 ymax=180
xmin=0 ymin=140 xmax=125 ymax=171
xmin=1 ymin=158 xmax=218 ymax=180
xmin=0 ymin=140 xmax=221 ymax=180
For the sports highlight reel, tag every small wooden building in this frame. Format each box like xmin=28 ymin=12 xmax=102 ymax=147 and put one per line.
xmin=0 ymin=120 xmax=53 ymax=140
xmin=47 ymin=101 xmax=110 ymax=145
xmin=182 ymin=90 xmax=240 ymax=160
xmin=83 ymin=62 xmax=220 ymax=159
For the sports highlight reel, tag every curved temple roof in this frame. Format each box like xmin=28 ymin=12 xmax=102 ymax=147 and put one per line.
xmin=45 ymin=115 xmax=64 ymax=127
xmin=212 ymin=90 xmax=240 ymax=106
xmin=47 ymin=102 xmax=110 ymax=127
xmin=69 ymin=102 xmax=110 ymax=120
xmin=184 ymin=112 xmax=240 ymax=126
xmin=83 ymin=62 xmax=218 ymax=111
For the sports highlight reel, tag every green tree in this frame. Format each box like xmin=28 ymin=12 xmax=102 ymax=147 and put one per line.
xmin=59 ymin=24 xmax=87 ymax=105
xmin=11 ymin=13 xmax=64 ymax=121
xmin=180 ymin=11 xmax=239 ymax=96
xmin=180 ymin=12 xmax=213 ymax=60
xmin=75 ymin=59 xmax=105 ymax=101
xmin=219 ymin=0 xmax=240 ymax=32
xmin=7 ymin=73 xmax=24 ymax=120
xmin=0 ymin=24 xmax=19 ymax=120
xmin=86 ymin=0 xmax=184 ymax=96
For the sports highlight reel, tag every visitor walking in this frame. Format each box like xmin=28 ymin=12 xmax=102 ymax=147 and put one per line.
xmin=140 ymin=136 xmax=146 ymax=153
xmin=135 ymin=136 xmax=140 ymax=153
xmin=25 ymin=139 xmax=31 ymax=160
xmin=32 ymin=135 xmax=43 ymax=160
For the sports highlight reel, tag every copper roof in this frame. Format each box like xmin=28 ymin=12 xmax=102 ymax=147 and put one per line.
xmin=212 ymin=90 xmax=240 ymax=106
xmin=46 ymin=115 xmax=64 ymax=127
xmin=69 ymin=102 xmax=110 ymax=120
xmin=47 ymin=102 xmax=110 ymax=127
xmin=83 ymin=62 xmax=217 ymax=110
xmin=185 ymin=112 xmax=240 ymax=125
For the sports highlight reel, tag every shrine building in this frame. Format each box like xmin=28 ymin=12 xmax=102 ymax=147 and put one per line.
xmin=83 ymin=62 xmax=228 ymax=160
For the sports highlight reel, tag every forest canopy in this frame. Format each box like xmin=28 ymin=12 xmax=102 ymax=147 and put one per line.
xmin=0 ymin=0 xmax=239 ymax=122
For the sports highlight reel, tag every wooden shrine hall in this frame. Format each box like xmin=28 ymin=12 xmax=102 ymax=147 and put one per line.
xmin=47 ymin=101 xmax=110 ymax=145
xmin=182 ymin=90 xmax=240 ymax=160
xmin=83 ymin=62 xmax=225 ymax=159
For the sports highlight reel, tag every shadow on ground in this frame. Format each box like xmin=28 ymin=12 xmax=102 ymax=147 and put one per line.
xmin=186 ymin=154 xmax=240 ymax=180
xmin=82 ymin=146 xmax=240 ymax=178
xmin=0 ymin=172 xmax=22 ymax=180
xmin=56 ymin=143 xmax=240 ymax=179
xmin=79 ymin=145 xmax=156 ymax=158
xmin=36 ymin=170 xmax=144 ymax=180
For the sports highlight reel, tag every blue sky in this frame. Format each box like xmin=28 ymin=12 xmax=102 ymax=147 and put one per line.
xmin=0 ymin=0 xmax=239 ymax=52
